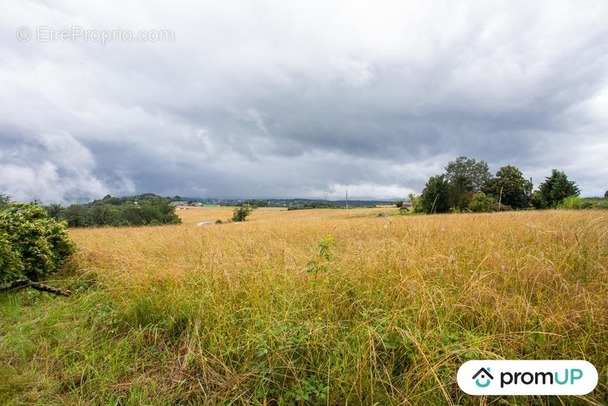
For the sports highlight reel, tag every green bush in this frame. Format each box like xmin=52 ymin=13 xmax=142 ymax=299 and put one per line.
xmin=467 ymin=192 xmax=496 ymax=213
xmin=559 ymin=196 xmax=582 ymax=210
xmin=559 ymin=196 xmax=593 ymax=210
xmin=407 ymin=193 xmax=424 ymax=213
xmin=0 ymin=203 xmax=76 ymax=284
xmin=0 ymin=232 xmax=24 ymax=286
xmin=232 ymin=204 xmax=254 ymax=222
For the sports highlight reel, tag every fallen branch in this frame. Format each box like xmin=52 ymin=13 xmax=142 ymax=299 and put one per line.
xmin=0 ymin=279 xmax=71 ymax=297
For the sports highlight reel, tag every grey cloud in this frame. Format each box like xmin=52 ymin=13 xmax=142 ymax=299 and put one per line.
xmin=1 ymin=0 xmax=608 ymax=203
xmin=0 ymin=129 xmax=134 ymax=203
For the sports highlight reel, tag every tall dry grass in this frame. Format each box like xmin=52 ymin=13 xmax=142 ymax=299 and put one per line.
xmin=2 ymin=207 xmax=607 ymax=404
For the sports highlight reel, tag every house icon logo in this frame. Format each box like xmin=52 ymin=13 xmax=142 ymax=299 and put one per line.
xmin=472 ymin=367 xmax=494 ymax=388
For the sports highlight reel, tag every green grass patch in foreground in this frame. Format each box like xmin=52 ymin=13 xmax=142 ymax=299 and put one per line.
xmin=1 ymin=212 xmax=608 ymax=405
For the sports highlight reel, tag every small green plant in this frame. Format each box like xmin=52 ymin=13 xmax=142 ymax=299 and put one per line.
xmin=285 ymin=375 xmax=328 ymax=404
xmin=562 ymin=196 xmax=595 ymax=209
xmin=0 ymin=231 xmax=24 ymax=286
xmin=559 ymin=195 xmax=583 ymax=210
xmin=231 ymin=204 xmax=254 ymax=222
xmin=306 ymin=235 xmax=335 ymax=279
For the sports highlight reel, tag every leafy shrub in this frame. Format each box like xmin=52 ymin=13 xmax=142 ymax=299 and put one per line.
xmin=407 ymin=193 xmax=424 ymax=213
xmin=559 ymin=196 xmax=593 ymax=210
xmin=0 ymin=203 xmax=75 ymax=284
xmin=232 ymin=204 xmax=254 ymax=222
xmin=467 ymin=192 xmax=495 ymax=213
xmin=560 ymin=196 xmax=582 ymax=210
xmin=0 ymin=232 xmax=24 ymax=286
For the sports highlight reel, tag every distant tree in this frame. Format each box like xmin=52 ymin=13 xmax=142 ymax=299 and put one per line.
xmin=529 ymin=190 xmax=542 ymax=209
xmin=62 ymin=194 xmax=181 ymax=227
xmin=407 ymin=193 xmax=424 ymax=213
xmin=604 ymin=190 xmax=608 ymax=199
xmin=483 ymin=165 xmax=532 ymax=209
xmin=44 ymin=204 xmax=64 ymax=220
xmin=395 ymin=200 xmax=404 ymax=208
xmin=99 ymin=195 xmax=123 ymax=206
xmin=121 ymin=204 xmax=144 ymax=225
xmin=445 ymin=156 xmax=492 ymax=211
xmin=0 ymin=194 xmax=11 ymax=209
xmin=232 ymin=204 xmax=254 ymax=222
xmin=421 ymin=175 xmax=450 ymax=214
xmin=536 ymin=169 xmax=580 ymax=208
xmin=244 ymin=199 xmax=268 ymax=208
xmin=62 ymin=204 xmax=90 ymax=227
xmin=89 ymin=204 xmax=122 ymax=225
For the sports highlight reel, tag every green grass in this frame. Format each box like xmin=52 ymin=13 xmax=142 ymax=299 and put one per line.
xmin=581 ymin=197 xmax=608 ymax=209
xmin=1 ymin=208 xmax=608 ymax=404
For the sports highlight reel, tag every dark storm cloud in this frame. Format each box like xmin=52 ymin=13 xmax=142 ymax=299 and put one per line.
xmin=1 ymin=0 xmax=607 ymax=203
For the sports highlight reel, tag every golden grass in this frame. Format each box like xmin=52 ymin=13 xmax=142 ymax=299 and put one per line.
xmin=3 ymin=208 xmax=608 ymax=404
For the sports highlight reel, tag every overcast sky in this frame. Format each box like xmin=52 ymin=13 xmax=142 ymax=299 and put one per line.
xmin=1 ymin=0 xmax=607 ymax=203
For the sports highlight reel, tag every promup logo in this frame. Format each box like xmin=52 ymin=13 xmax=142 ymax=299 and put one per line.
xmin=472 ymin=367 xmax=494 ymax=388
xmin=457 ymin=360 xmax=598 ymax=395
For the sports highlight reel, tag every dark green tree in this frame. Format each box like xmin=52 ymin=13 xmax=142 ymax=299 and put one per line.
xmin=62 ymin=204 xmax=90 ymax=227
xmin=536 ymin=170 xmax=580 ymax=208
xmin=445 ymin=156 xmax=492 ymax=211
xmin=483 ymin=165 xmax=532 ymax=209
xmin=421 ymin=175 xmax=450 ymax=214
xmin=45 ymin=203 xmax=64 ymax=220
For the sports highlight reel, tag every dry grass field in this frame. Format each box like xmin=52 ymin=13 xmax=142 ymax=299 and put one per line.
xmin=1 ymin=207 xmax=608 ymax=404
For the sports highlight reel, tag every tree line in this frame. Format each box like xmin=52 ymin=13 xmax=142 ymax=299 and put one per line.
xmin=409 ymin=156 xmax=585 ymax=214
xmin=43 ymin=194 xmax=181 ymax=227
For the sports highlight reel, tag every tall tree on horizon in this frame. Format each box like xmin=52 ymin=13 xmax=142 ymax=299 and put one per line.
xmin=444 ymin=156 xmax=492 ymax=210
xmin=421 ymin=175 xmax=450 ymax=214
xmin=483 ymin=165 xmax=533 ymax=209
xmin=536 ymin=169 xmax=580 ymax=208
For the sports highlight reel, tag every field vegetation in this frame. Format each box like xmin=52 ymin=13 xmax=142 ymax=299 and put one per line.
xmin=1 ymin=206 xmax=608 ymax=404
